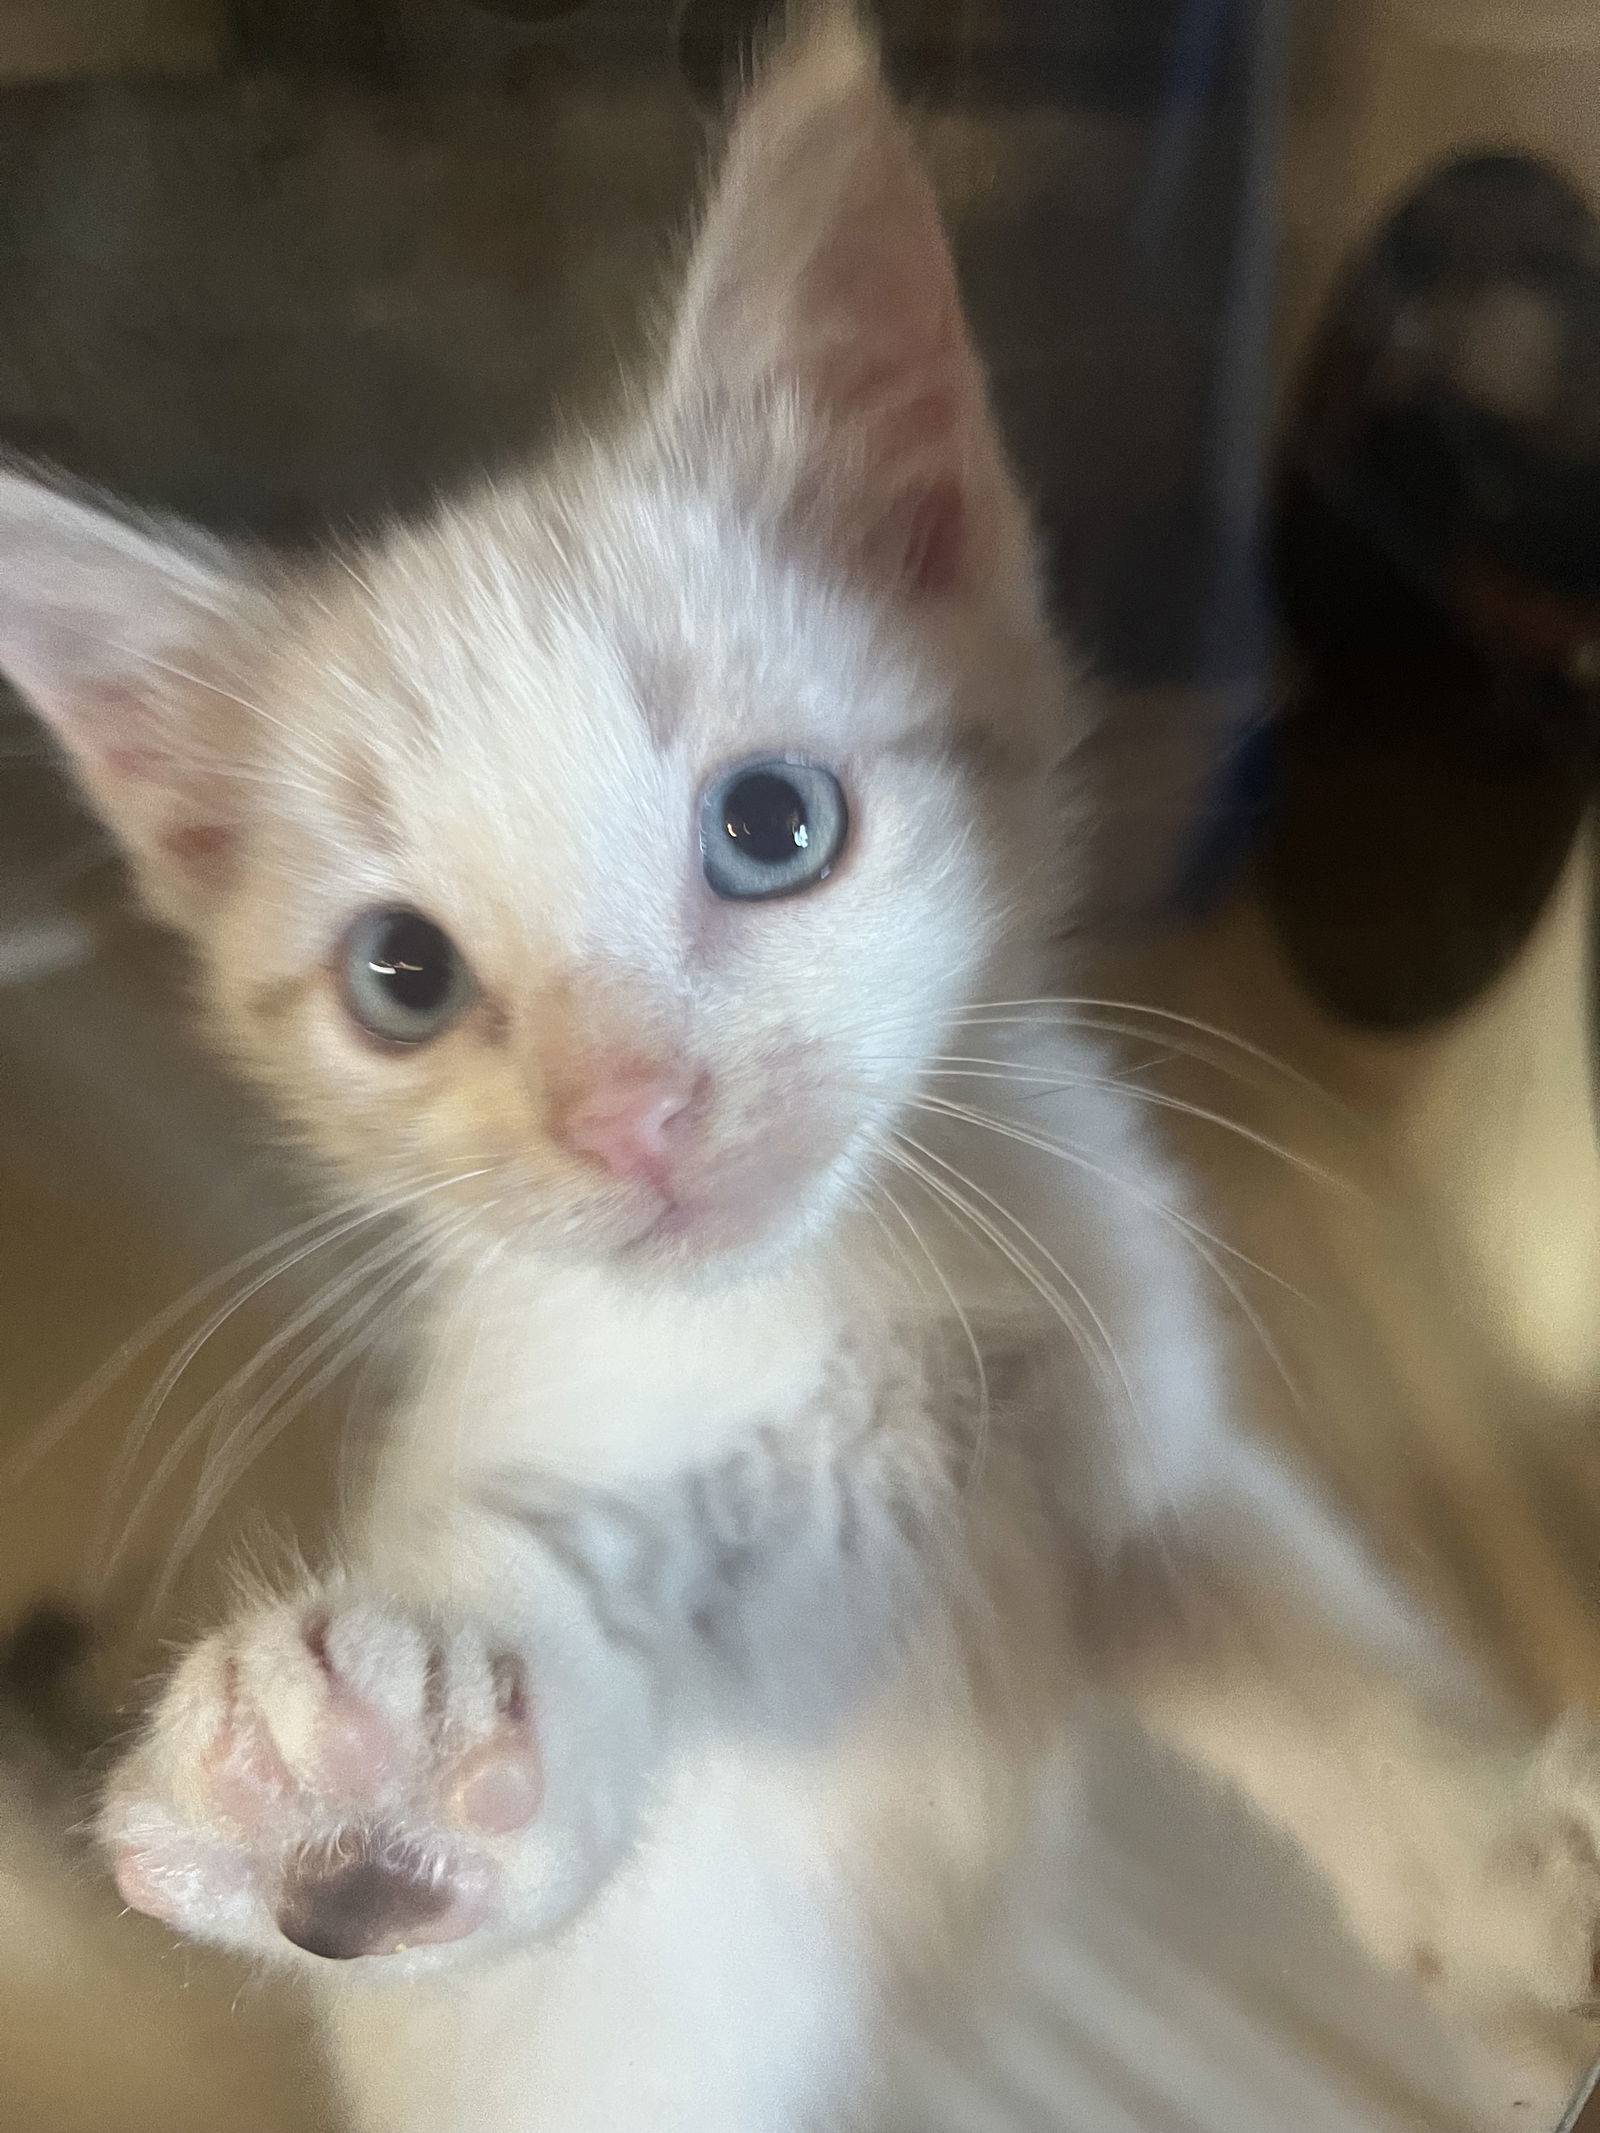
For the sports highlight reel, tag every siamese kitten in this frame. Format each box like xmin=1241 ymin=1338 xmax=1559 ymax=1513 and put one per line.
xmin=0 ymin=15 xmax=1596 ymax=2131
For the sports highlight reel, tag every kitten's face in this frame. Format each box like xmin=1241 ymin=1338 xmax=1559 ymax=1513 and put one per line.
xmin=0 ymin=17 xmax=1071 ymax=1280
xmin=207 ymin=460 xmax=1054 ymax=1273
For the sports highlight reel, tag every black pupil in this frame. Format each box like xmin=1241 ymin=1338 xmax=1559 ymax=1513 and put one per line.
xmin=723 ymin=773 xmax=809 ymax=865
xmin=369 ymin=914 xmax=453 ymax=1015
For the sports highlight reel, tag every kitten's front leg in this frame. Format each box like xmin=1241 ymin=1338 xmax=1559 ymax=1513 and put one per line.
xmin=1102 ymin=1444 xmax=1600 ymax=2027
xmin=105 ymin=1549 xmax=659 ymax=1972
xmin=103 ymin=1530 xmax=928 ymax=2133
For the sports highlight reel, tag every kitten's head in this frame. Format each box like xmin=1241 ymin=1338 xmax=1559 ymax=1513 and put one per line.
xmin=0 ymin=12 xmax=1078 ymax=1280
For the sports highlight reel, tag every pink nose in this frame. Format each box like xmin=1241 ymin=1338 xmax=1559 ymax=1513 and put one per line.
xmin=560 ymin=1071 xmax=696 ymax=1190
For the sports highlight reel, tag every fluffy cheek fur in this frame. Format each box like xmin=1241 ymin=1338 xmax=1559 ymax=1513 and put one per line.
xmin=192 ymin=749 xmax=1022 ymax=1276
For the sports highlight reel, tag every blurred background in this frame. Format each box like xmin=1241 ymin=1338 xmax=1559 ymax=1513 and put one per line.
xmin=1 ymin=3 xmax=1600 ymax=2130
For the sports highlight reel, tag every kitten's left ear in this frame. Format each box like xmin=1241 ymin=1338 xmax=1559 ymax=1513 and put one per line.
xmin=665 ymin=7 xmax=1024 ymax=600
xmin=0 ymin=470 xmax=260 ymax=930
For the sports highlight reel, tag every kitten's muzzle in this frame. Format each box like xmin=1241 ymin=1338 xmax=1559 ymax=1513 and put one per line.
xmin=555 ymin=1062 xmax=707 ymax=1197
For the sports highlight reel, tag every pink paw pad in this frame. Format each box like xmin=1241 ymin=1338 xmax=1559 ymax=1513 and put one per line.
xmin=109 ymin=1605 xmax=546 ymax=1963
xmin=453 ymin=1740 xmax=542 ymax=1835
xmin=111 ymin=1841 xmax=189 ymax=1927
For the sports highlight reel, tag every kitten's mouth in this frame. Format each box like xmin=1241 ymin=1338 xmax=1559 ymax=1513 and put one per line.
xmin=555 ymin=1166 xmax=733 ymax=1263
xmin=542 ymin=1086 xmax=861 ymax=1271
xmin=614 ymin=1186 xmax=773 ymax=1263
xmin=604 ymin=1137 xmax=845 ymax=1269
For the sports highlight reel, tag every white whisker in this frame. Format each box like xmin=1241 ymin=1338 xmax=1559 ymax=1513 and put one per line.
xmin=870 ymin=1173 xmax=993 ymax=1492
xmin=921 ymin=1063 xmax=1351 ymax=1195
xmin=2 ymin=1184 xmax=390 ymax=1491
xmin=905 ymin=1093 xmax=1307 ymax=1300
xmin=101 ymin=1217 xmax=430 ymax=1589
xmin=903 ymin=1095 xmax=1311 ymax=1424
xmin=951 ymin=995 xmax=1349 ymax=1118
xmin=93 ymin=1166 xmax=492 ymax=1542
xmin=885 ymin=1132 xmax=1127 ymax=1424
xmin=143 ymin=1222 xmax=472 ymax=1623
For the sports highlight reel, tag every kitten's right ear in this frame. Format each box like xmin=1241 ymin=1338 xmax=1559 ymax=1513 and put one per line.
xmin=664 ymin=7 xmax=1024 ymax=601
xmin=0 ymin=470 xmax=259 ymax=929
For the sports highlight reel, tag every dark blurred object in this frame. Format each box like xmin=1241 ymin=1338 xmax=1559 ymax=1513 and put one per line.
xmin=0 ymin=1601 xmax=103 ymax=1778
xmin=226 ymin=1 xmax=1203 ymax=99
xmin=1262 ymin=153 xmax=1600 ymax=1030
xmin=1561 ymin=2057 xmax=1600 ymax=2133
xmin=0 ymin=0 xmax=1287 ymax=697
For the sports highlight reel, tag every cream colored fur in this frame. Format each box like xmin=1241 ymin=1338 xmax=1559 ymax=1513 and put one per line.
xmin=0 ymin=15 xmax=1598 ymax=2132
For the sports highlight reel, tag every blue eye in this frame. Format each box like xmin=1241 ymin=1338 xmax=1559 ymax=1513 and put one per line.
xmin=699 ymin=759 xmax=848 ymax=902
xmin=340 ymin=907 xmax=473 ymax=1046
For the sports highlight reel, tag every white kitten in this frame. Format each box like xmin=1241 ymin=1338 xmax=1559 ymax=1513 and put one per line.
xmin=2 ymin=14 xmax=1598 ymax=2131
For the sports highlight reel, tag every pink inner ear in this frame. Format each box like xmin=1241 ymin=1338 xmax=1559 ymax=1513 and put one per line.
xmin=674 ymin=30 xmax=1009 ymax=600
xmin=160 ymin=821 xmax=233 ymax=872
xmin=898 ymin=477 xmax=967 ymax=597
xmin=70 ymin=677 xmax=155 ymax=758
xmin=793 ymin=133 xmax=989 ymax=597
xmin=66 ymin=680 xmax=236 ymax=886
xmin=104 ymin=743 xmax=158 ymax=778
xmin=809 ymin=186 xmax=967 ymax=424
xmin=860 ymin=475 xmax=969 ymax=598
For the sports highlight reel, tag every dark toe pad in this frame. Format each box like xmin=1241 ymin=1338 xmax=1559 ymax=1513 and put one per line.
xmin=277 ymin=1843 xmax=452 ymax=1960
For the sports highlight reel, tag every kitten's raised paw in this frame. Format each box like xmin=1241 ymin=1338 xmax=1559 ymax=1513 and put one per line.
xmin=105 ymin=1596 xmax=556 ymax=1967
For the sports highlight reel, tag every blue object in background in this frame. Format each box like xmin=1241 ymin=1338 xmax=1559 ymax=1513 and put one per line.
xmin=1135 ymin=0 xmax=1290 ymax=912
